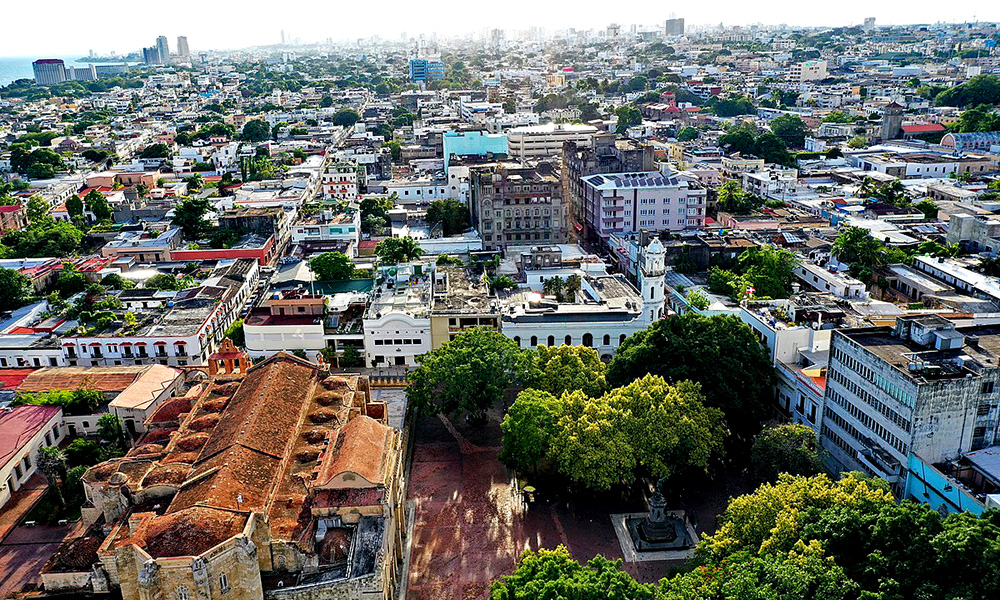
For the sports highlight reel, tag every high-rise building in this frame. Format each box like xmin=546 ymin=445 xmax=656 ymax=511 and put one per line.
xmin=469 ymin=161 xmax=568 ymax=252
xmin=665 ymin=18 xmax=685 ymax=36
xmin=408 ymin=58 xmax=445 ymax=82
xmin=156 ymin=35 xmax=170 ymax=63
xmin=176 ymin=36 xmax=189 ymax=59
xmin=32 ymin=59 xmax=66 ymax=86
xmin=143 ymin=46 xmax=160 ymax=66
xmin=863 ymin=17 xmax=876 ymax=31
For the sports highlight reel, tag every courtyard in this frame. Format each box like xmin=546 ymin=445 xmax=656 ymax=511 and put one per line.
xmin=404 ymin=403 xmax=753 ymax=599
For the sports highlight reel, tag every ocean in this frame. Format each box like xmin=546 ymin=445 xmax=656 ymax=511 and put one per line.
xmin=0 ymin=55 xmax=88 ymax=86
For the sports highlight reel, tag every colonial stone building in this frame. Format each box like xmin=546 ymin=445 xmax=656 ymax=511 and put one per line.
xmin=74 ymin=350 xmax=404 ymax=600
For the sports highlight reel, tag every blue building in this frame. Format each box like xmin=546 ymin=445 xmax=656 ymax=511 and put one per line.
xmin=442 ymin=131 xmax=509 ymax=170
xmin=409 ymin=59 xmax=445 ymax=83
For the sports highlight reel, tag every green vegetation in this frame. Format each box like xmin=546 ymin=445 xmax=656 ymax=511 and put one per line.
xmin=750 ymin=423 xmax=824 ymax=484
xmin=716 ymin=180 xmax=765 ymax=215
xmin=541 ymin=274 xmax=581 ymax=303
xmin=425 ymin=198 xmax=471 ymax=236
xmin=501 ymin=375 xmax=725 ymax=490
xmin=310 ymin=251 xmax=356 ymax=280
xmin=12 ymin=388 xmax=103 ymax=416
xmin=375 ymin=236 xmax=423 ymax=264
xmin=718 ymin=122 xmax=794 ymax=166
xmin=521 ymin=344 xmax=607 ymax=398
xmin=707 ymin=245 xmax=799 ymax=301
xmin=608 ymin=313 xmax=775 ymax=440
xmin=407 ymin=327 xmax=523 ymax=420
xmin=225 ymin=318 xmax=245 ymax=347
xmin=0 ymin=268 xmax=34 ymax=311
xmin=935 ymin=74 xmax=1000 ymax=108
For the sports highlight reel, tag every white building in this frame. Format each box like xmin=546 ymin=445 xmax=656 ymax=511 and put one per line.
xmin=791 ymin=60 xmax=828 ymax=82
xmin=795 ymin=262 xmax=868 ymax=300
xmin=363 ymin=263 xmax=434 ymax=367
xmin=507 ymin=123 xmax=599 ymax=160
xmin=0 ymin=405 xmax=64 ymax=509
xmin=500 ymin=239 xmax=666 ymax=360
xmin=322 ymin=163 xmax=359 ymax=201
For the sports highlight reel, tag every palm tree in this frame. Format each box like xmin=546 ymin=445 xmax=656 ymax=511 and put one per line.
xmin=856 ymin=176 xmax=878 ymax=199
xmin=37 ymin=446 xmax=67 ymax=508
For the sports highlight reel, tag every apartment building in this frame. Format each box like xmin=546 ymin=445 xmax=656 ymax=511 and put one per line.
xmin=469 ymin=161 xmax=568 ymax=253
xmin=322 ymin=163 xmax=359 ymax=200
xmin=822 ymin=315 xmax=1000 ymax=497
xmin=578 ymin=171 xmax=706 ymax=250
xmin=506 ymin=123 xmax=598 ymax=161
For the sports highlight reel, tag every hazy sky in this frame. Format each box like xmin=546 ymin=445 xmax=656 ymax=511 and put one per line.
xmin=2 ymin=0 xmax=998 ymax=57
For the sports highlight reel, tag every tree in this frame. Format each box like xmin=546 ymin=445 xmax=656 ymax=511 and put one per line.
xmin=332 ymin=109 xmax=361 ymax=127
xmin=139 ymin=143 xmax=171 ymax=159
xmin=425 ymin=198 xmax=471 ymax=236
xmin=686 ymin=288 xmax=710 ymax=310
xmin=100 ymin=272 xmax=134 ymax=290
xmin=65 ymin=195 xmax=84 ymax=219
xmin=847 ymin=135 xmax=867 ymax=149
xmin=522 ymin=344 xmax=607 ymax=398
xmin=56 ymin=266 xmax=87 ymax=298
xmin=716 ymin=180 xmax=764 ymax=215
xmin=27 ymin=162 xmax=55 ymax=179
xmin=26 ymin=196 xmax=52 ymax=226
xmin=832 ymin=226 xmax=884 ymax=267
xmin=751 ymin=423 xmax=824 ymax=484
xmin=64 ymin=438 xmax=100 ymax=468
xmin=914 ymin=199 xmax=939 ymax=220
xmin=83 ymin=189 xmax=112 ymax=222
xmin=13 ymin=389 xmax=102 ymax=416
xmin=310 ymin=251 xmax=355 ymax=281
xmin=144 ymin=273 xmax=184 ymax=290
xmin=97 ymin=413 xmax=126 ymax=449
xmin=225 ymin=318 xmax=245 ymax=347
xmin=170 ymin=197 xmax=211 ymax=239
xmin=240 ymin=119 xmax=270 ymax=142
xmin=37 ymin=446 xmax=67 ymax=508
xmin=614 ymin=105 xmax=642 ymax=130
xmin=548 ymin=376 xmax=725 ymax=490
xmin=608 ymin=314 xmax=775 ymax=440
xmin=407 ymin=327 xmax=524 ymax=420
xmin=340 ymin=345 xmax=363 ymax=367
xmin=0 ymin=268 xmax=33 ymax=311
xmin=677 ymin=126 xmax=699 ymax=142
xmin=499 ymin=389 xmax=564 ymax=475
xmin=375 ymin=236 xmax=423 ymax=264
xmin=935 ymin=74 xmax=1000 ymax=108
xmin=490 ymin=546 xmax=653 ymax=600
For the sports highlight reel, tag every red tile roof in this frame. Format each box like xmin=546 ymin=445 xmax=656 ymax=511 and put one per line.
xmin=315 ymin=415 xmax=392 ymax=489
xmin=18 ymin=366 xmax=148 ymax=394
xmin=902 ymin=123 xmax=946 ymax=134
xmin=0 ymin=368 xmax=38 ymax=390
xmin=0 ymin=405 xmax=61 ymax=466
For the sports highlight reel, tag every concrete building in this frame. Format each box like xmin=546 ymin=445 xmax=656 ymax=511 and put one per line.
xmin=0 ymin=405 xmax=64 ymax=509
xmin=579 ymin=171 xmax=706 ymax=250
xmin=32 ymin=59 xmax=66 ymax=86
xmin=176 ymin=36 xmax=190 ymax=60
xmin=499 ymin=238 xmax=666 ymax=359
xmin=363 ymin=262 xmax=433 ymax=367
xmin=562 ymin=134 xmax=655 ymax=243
xmin=823 ymin=315 xmax=1000 ymax=497
xmin=322 ymin=163 xmax=359 ymax=201
xmin=409 ymin=58 xmax=445 ymax=83
xmin=156 ymin=35 xmax=170 ymax=63
xmin=790 ymin=59 xmax=828 ymax=82
xmin=506 ymin=123 xmax=598 ymax=161
xmin=429 ymin=266 xmax=499 ymax=349
xmin=469 ymin=162 xmax=568 ymax=253
xmin=664 ymin=18 xmax=685 ymax=36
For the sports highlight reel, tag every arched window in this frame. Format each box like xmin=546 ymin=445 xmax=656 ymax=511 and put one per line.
xmin=619 ymin=334 xmax=627 ymax=345
xmin=582 ymin=333 xmax=593 ymax=347
xmin=530 ymin=336 xmax=538 ymax=346
xmin=177 ymin=588 xmax=189 ymax=600
xmin=513 ymin=336 xmax=521 ymax=346
xmin=603 ymin=334 xmax=611 ymax=346
xmin=547 ymin=335 xmax=555 ymax=346
xmin=565 ymin=335 xmax=572 ymax=345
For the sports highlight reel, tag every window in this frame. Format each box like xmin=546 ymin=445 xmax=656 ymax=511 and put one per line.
xmin=530 ymin=336 xmax=538 ymax=346
xmin=603 ymin=334 xmax=610 ymax=346
xmin=565 ymin=335 xmax=572 ymax=345
xmin=983 ymin=381 xmax=995 ymax=394
xmin=178 ymin=587 xmax=189 ymax=600
xmin=52 ymin=424 xmax=59 ymax=439
xmin=513 ymin=336 xmax=521 ymax=346
xmin=547 ymin=336 xmax=555 ymax=346
xmin=22 ymin=455 xmax=31 ymax=470
xmin=582 ymin=333 xmax=593 ymax=347
xmin=13 ymin=464 xmax=22 ymax=479
xmin=219 ymin=573 xmax=230 ymax=593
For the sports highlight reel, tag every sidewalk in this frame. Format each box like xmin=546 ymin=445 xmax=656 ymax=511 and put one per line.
xmin=0 ymin=474 xmax=48 ymax=543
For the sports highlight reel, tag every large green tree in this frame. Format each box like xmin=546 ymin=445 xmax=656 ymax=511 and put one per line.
xmin=170 ymin=197 xmax=211 ymax=239
xmin=750 ymin=423 xmax=824 ymax=484
xmin=83 ymin=189 xmax=112 ymax=222
xmin=521 ymin=344 xmax=607 ymax=398
xmin=0 ymin=268 xmax=33 ymax=311
xmin=240 ymin=119 xmax=271 ymax=142
xmin=375 ymin=236 xmax=423 ymax=264
xmin=498 ymin=389 xmax=565 ymax=475
xmin=425 ymin=198 xmax=471 ymax=236
xmin=490 ymin=546 xmax=653 ymax=600
xmin=310 ymin=251 xmax=355 ymax=281
xmin=769 ymin=114 xmax=809 ymax=148
xmin=608 ymin=313 xmax=774 ymax=440
xmin=407 ymin=327 xmax=523 ymax=420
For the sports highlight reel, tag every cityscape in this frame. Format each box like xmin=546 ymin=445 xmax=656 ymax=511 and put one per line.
xmin=3 ymin=12 xmax=1000 ymax=600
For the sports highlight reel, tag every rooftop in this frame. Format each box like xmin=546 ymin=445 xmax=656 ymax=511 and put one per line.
xmin=0 ymin=405 xmax=61 ymax=466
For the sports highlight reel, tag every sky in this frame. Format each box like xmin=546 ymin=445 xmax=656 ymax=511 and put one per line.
xmin=1 ymin=0 xmax=998 ymax=57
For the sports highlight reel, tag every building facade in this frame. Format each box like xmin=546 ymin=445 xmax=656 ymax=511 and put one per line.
xmin=470 ymin=162 xmax=568 ymax=253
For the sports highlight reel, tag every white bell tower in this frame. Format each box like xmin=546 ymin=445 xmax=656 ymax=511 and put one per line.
xmin=640 ymin=238 xmax=666 ymax=323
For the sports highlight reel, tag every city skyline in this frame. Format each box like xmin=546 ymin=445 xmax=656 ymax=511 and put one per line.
xmin=2 ymin=0 xmax=999 ymax=56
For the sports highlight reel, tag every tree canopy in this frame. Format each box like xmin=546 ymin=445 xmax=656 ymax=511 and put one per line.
xmin=425 ymin=198 xmax=471 ymax=236
xmin=375 ymin=236 xmax=423 ymax=264
xmin=521 ymin=344 xmax=607 ymax=398
xmin=170 ymin=197 xmax=212 ymax=239
xmin=0 ymin=268 xmax=33 ymax=311
xmin=608 ymin=314 xmax=775 ymax=440
xmin=309 ymin=251 xmax=355 ymax=281
xmin=407 ymin=327 xmax=524 ymax=419
xmin=240 ymin=119 xmax=271 ymax=142
xmin=750 ymin=423 xmax=824 ymax=484
xmin=769 ymin=114 xmax=809 ymax=148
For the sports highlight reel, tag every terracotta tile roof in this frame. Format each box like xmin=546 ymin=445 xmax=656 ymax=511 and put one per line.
xmin=313 ymin=487 xmax=385 ymax=508
xmin=138 ymin=506 xmax=247 ymax=558
xmin=0 ymin=405 xmax=61 ymax=466
xmin=0 ymin=368 xmax=38 ymax=390
xmin=314 ymin=415 xmax=392 ymax=489
xmin=17 ymin=366 xmax=148 ymax=394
